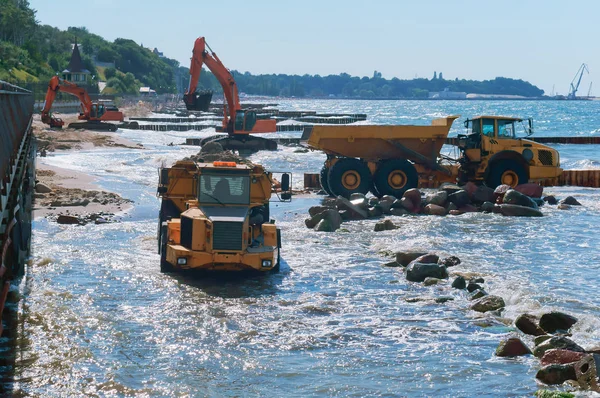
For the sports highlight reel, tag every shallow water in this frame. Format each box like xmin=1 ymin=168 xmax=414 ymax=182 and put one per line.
xmin=10 ymin=100 xmax=600 ymax=396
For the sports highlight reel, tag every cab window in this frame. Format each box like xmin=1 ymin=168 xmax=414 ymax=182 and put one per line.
xmin=482 ymin=119 xmax=495 ymax=137
xmin=497 ymin=120 xmax=515 ymax=138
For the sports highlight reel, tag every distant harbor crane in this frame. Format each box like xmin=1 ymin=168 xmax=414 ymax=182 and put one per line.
xmin=587 ymin=82 xmax=593 ymax=98
xmin=567 ymin=63 xmax=589 ymax=99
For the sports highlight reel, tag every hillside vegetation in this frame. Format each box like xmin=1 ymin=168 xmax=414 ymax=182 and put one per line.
xmin=1 ymin=1 xmax=545 ymax=98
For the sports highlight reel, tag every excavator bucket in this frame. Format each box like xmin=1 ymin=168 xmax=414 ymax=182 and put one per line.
xmin=184 ymin=90 xmax=213 ymax=111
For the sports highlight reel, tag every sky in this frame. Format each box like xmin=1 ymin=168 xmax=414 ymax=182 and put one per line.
xmin=29 ymin=0 xmax=599 ymax=95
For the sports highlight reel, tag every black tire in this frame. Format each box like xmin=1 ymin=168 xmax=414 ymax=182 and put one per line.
xmin=373 ymin=159 xmax=418 ymax=198
xmin=319 ymin=166 xmax=335 ymax=197
xmin=159 ymin=223 xmax=174 ymax=273
xmin=486 ymin=159 xmax=528 ymax=188
xmin=327 ymin=158 xmax=372 ymax=198
xmin=272 ymin=250 xmax=281 ymax=273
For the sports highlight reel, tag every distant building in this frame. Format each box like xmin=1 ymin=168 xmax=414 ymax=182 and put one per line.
xmin=153 ymin=48 xmax=164 ymax=58
xmin=429 ymin=87 xmax=467 ymax=100
xmin=62 ymin=42 xmax=91 ymax=84
xmin=139 ymin=87 xmax=157 ymax=97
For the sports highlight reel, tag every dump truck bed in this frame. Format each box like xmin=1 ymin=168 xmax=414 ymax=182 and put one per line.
xmin=301 ymin=116 xmax=459 ymax=163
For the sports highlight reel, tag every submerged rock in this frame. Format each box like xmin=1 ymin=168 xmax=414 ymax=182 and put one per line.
xmin=534 ymin=335 xmax=553 ymax=346
xmin=374 ymin=219 xmax=398 ymax=232
xmin=395 ymin=251 xmax=428 ymax=267
xmin=468 ymin=289 xmax=488 ymax=300
xmin=496 ymin=337 xmax=532 ymax=357
xmin=451 ymin=276 xmax=467 ymax=289
xmin=499 ymin=204 xmax=543 ymax=217
xmin=560 ymin=196 xmax=581 ymax=206
xmin=543 ymin=195 xmax=558 ymax=205
xmin=439 ymin=256 xmax=461 ymax=267
xmin=406 ymin=262 xmax=448 ymax=282
xmin=467 ymin=282 xmax=482 ymax=293
xmin=470 ymin=295 xmax=505 ymax=313
xmin=539 ymin=311 xmax=578 ymax=334
xmin=423 ymin=277 xmax=443 ymax=286
xmin=382 ymin=261 xmax=402 ymax=268
xmin=515 ymin=314 xmax=546 ymax=336
xmin=412 ymin=253 xmax=439 ymax=265
xmin=56 ymin=215 xmax=80 ymax=225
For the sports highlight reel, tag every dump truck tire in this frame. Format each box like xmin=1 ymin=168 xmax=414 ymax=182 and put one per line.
xmin=374 ymin=159 xmax=418 ymax=198
xmin=327 ymin=158 xmax=372 ymax=198
xmin=159 ymin=223 xmax=174 ymax=273
xmin=319 ymin=166 xmax=335 ymax=197
xmin=486 ymin=159 xmax=528 ymax=188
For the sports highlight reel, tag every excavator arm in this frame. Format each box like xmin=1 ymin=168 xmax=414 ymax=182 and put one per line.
xmin=40 ymin=76 xmax=124 ymax=130
xmin=185 ymin=37 xmax=276 ymax=135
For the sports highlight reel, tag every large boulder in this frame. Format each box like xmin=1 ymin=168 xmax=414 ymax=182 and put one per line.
xmin=541 ymin=349 xmax=586 ymax=366
xmin=458 ymin=204 xmax=479 ymax=213
xmin=374 ymin=219 xmax=398 ymax=232
xmin=534 ymin=335 xmax=553 ymax=346
xmin=308 ymin=205 xmax=333 ymax=217
xmin=368 ymin=206 xmax=384 ymax=218
xmin=426 ymin=191 xmax=448 ymax=207
xmin=533 ymin=336 xmax=586 ymax=358
xmin=411 ymin=253 xmax=440 ymax=265
xmin=502 ymin=189 xmax=538 ymax=208
xmin=495 ymin=337 xmax=532 ymax=357
xmin=515 ymin=314 xmax=546 ymax=336
xmin=406 ymin=262 xmax=448 ymax=282
xmin=560 ymin=196 xmax=581 ymax=206
xmin=472 ymin=185 xmax=496 ymax=204
xmin=395 ymin=251 xmax=428 ymax=266
xmin=439 ymin=183 xmax=462 ymax=195
xmin=35 ymin=183 xmax=52 ymax=194
xmin=539 ymin=311 xmax=578 ymax=334
xmin=451 ymin=276 xmax=466 ymax=289
xmin=494 ymin=184 xmax=511 ymax=197
xmin=378 ymin=196 xmax=395 ymax=214
xmin=423 ymin=277 xmax=443 ymax=286
xmin=56 ymin=215 xmax=81 ymax=225
xmin=336 ymin=196 xmax=368 ymax=220
xmin=424 ymin=204 xmax=446 ymax=216
xmin=466 ymin=282 xmax=482 ymax=293
xmin=470 ymin=295 xmax=505 ymax=313
xmin=403 ymin=188 xmax=421 ymax=210
xmin=536 ymin=363 xmax=577 ymax=385
xmin=515 ymin=183 xmax=543 ymax=198
xmin=390 ymin=207 xmax=410 ymax=217
xmin=499 ymin=204 xmax=543 ymax=217
xmin=468 ymin=289 xmax=488 ymax=300
xmin=543 ymin=195 xmax=558 ymax=205
xmin=314 ymin=210 xmax=343 ymax=232
xmin=447 ymin=190 xmax=471 ymax=207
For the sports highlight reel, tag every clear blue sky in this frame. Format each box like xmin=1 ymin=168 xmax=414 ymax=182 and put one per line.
xmin=30 ymin=0 xmax=598 ymax=95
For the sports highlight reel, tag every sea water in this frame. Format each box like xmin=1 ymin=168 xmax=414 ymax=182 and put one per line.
xmin=9 ymin=100 xmax=600 ymax=396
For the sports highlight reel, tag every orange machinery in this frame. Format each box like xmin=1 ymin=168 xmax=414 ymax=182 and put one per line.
xmin=41 ymin=76 xmax=124 ymax=132
xmin=184 ymin=37 xmax=277 ymax=150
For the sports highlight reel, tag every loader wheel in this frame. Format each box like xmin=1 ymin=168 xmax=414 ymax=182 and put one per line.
xmin=373 ymin=159 xmax=418 ymax=198
xmin=486 ymin=159 xmax=528 ymax=188
xmin=159 ymin=223 xmax=174 ymax=273
xmin=327 ymin=158 xmax=372 ymax=198
xmin=319 ymin=166 xmax=335 ymax=197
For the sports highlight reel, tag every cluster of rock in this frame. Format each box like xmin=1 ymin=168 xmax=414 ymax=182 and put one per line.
xmin=35 ymin=183 xmax=132 ymax=208
xmin=495 ymin=312 xmax=599 ymax=391
xmin=382 ymin=249 xmax=597 ymax=392
xmin=53 ymin=212 xmax=120 ymax=226
xmin=184 ymin=141 xmax=251 ymax=165
xmin=306 ymin=183 xmax=582 ymax=232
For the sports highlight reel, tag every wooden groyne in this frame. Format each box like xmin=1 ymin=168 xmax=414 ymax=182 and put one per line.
xmin=446 ymin=137 xmax=600 ymax=145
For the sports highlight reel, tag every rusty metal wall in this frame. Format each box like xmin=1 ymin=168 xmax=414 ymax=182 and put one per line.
xmin=0 ymin=81 xmax=33 ymax=182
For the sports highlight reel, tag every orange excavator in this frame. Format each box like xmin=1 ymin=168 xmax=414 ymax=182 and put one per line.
xmin=184 ymin=37 xmax=278 ymax=151
xmin=41 ymin=76 xmax=124 ymax=132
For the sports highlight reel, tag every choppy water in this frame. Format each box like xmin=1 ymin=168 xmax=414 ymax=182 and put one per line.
xmin=9 ymin=100 xmax=600 ymax=396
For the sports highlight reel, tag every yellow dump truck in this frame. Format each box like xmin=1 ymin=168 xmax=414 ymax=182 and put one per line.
xmin=157 ymin=160 xmax=291 ymax=273
xmin=301 ymin=115 xmax=562 ymax=197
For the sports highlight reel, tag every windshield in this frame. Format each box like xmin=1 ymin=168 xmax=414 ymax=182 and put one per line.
xmin=199 ymin=173 xmax=250 ymax=205
xmin=497 ymin=120 xmax=515 ymax=138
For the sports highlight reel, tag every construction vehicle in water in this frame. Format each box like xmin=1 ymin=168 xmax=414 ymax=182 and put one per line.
xmin=41 ymin=76 xmax=124 ymax=131
xmin=157 ymin=159 xmax=291 ymax=273
xmin=302 ymin=115 xmax=562 ymax=197
xmin=184 ymin=37 xmax=278 ymax=151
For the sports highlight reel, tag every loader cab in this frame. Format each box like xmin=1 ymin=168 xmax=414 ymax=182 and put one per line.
xmin=90 ymin=103 xmax=106 ymax=119
xmin=234 ymin=110 xmax=257 ymax=132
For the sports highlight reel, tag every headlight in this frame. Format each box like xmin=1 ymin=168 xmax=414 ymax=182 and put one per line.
xmin=177 ymin=257 xmax=188 ymax=265
xmin=261 ymin=260 xmax=272 ymax=268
